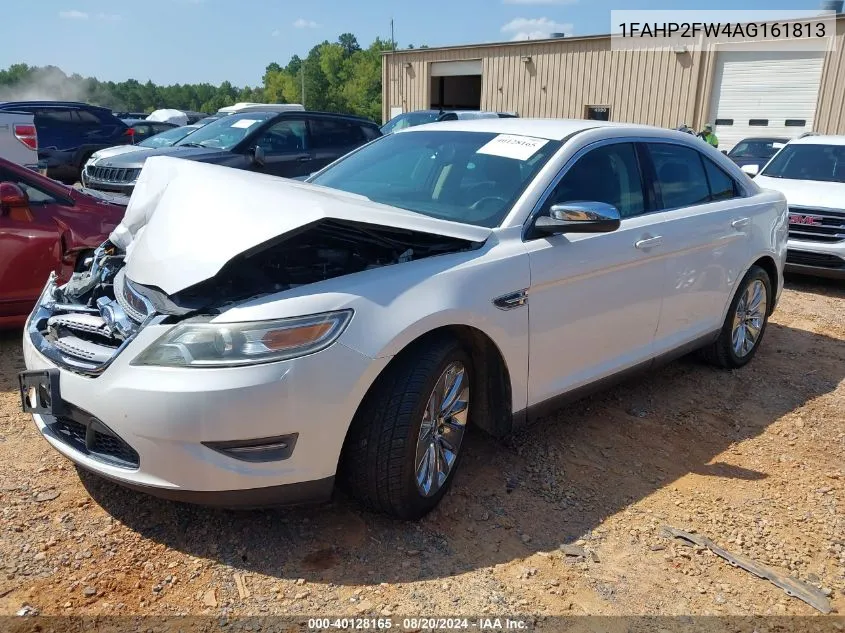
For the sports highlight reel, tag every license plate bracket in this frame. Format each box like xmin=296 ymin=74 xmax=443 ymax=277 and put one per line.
xmin=19 ymin=369 xmax=66 ymax=416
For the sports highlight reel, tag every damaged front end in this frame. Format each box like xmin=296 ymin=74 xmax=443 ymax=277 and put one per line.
xmin=27 ymin=242 xmax=159 ymax=375
xmin=27 ymin=219 xmax=481 ymax=376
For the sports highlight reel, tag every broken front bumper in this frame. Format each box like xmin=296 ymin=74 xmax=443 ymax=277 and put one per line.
xmin=22 ymin=276 xmax=390 ymax=506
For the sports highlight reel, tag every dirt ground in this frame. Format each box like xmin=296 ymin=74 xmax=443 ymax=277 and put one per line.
xmin=0 ymin=276 xmax=843 ymax=625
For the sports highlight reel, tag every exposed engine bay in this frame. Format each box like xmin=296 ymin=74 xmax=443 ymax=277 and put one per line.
xmin=27 ymin=219 xmax=480 ymax=375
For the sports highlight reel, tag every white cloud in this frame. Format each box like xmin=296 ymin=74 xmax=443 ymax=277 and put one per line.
xmin=59 ymin=9 xmax=88 ymax=19
xmin=293 ymin=18 xmax=320 ymax=29
xmin=501 ymin=17 xmax=573 ymax=40
xmin=503 ymin=0 xmax=577 ymax=4
xmin=95 ymin=13 xmax=123 ymax=21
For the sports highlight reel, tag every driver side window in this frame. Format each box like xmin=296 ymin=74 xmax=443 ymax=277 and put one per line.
xmin=546 ymin=142 xmax=645 ymax=219
xmin=253 ymin=120 xmax=307 ymax=154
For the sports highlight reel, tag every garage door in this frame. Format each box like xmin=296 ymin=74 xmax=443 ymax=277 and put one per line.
xmin=708 ymin=47 xmax=824 ymax=152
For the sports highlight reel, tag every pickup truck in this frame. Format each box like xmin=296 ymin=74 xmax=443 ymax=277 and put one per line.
xmin=0 ymin=111 xmax=38 ymax=168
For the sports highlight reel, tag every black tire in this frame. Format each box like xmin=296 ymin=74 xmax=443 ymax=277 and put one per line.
xmin=339 ymin=336 xmax=472 ymax=520
xmin=702 ymin=265 xmax=772 ymax=369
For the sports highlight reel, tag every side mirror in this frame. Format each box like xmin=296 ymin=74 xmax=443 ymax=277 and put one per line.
xmin=741 ymin=164 xmax=759 ymax=177
xmin=0 ymin=182 xmax=29 ymax=216
xmin=251 ymin=145 xmax=266 ymax=167
xmin=530 ymin=201 xmax=621 ymax=238
xmin=721 ymin=150 xmax=728 ymax=155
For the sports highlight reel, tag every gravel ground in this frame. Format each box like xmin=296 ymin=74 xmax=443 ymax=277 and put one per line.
xmin=0 ymin=276 xmax=843 ymax=624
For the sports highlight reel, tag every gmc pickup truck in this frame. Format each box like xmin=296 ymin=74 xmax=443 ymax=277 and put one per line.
xmin=0 ymin=111 xmax=38 ymax=168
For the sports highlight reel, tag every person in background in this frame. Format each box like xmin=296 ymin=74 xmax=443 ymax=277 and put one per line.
xmin=698 ymin=124 xmax=719 ymax=148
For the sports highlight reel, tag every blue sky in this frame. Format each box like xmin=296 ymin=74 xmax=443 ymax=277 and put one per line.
xmin=0 ymin=0 xmax=827 ymax=86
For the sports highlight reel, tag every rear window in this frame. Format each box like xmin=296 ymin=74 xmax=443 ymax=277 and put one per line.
xmin=310 ymin=118 xmax=365 ymax=148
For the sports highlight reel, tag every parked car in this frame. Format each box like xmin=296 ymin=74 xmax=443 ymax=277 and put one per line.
xmin=726 ymin=137 xmax=788 ymax=169
xmin=81 ymin=124 xmax=203 ymax=187
xmin=82 ymin=111 xmax=381 ymax=195
xmin=750 ymin=135 xmax=845 ymax=279
xmin=217 ymin=102 xmax=305 ymax=115
xmin=0 ymin=157 xmax=127 ymax=328
xmin=19 ymin=119 xmax=786 ymax=518
xmin=0 ymin=101 xmax=131 ymax=183
xmin=380 ymin=109 xmax=517 ymax=135
xmin=122 ymin=119 xmax=179 ymax=145
xmin=0 ymin=110 xmax=38 ymax=168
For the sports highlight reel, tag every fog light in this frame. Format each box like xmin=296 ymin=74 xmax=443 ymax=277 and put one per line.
xmin=203 ymin=434 xmax=298 ymax=463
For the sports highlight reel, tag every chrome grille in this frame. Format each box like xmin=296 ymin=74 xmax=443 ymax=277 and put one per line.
xmin=788 ymin=206 xmax=845 ymax=243
xmin=114 ymin=271 xmax=149 ymax=323
xmin=86 ymin=165 xmax=140 ymax=183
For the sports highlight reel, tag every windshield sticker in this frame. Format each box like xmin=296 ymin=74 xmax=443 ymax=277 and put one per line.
xmin=772 ymin=142 xmax=786 ymax=149
xmin=477 ymin=134 xmax=550 ymax=161
xmin=231 ymin=119 xmax=260 ymax=129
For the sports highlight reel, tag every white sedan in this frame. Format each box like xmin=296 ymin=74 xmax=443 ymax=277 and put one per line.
xmin=20 ymin=118 xmax=788 ymax=519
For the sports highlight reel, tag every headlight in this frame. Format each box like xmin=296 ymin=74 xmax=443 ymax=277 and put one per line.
xmin=131 ymin=310 xmax=353 ymax=368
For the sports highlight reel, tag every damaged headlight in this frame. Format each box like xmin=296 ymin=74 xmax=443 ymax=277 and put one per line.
xmin=131 ymin=310 xmax=353 ymax=367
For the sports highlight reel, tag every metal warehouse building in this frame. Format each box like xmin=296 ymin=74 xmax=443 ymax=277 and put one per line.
xmin=381 ymin=14 xmax=845 ymax=150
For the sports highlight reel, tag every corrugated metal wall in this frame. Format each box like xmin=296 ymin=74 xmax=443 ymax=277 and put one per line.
xmin=815 ymin=17 xmax=845 ymax=135
xmin=383 ymin=37 xmax=708 ymax=127
xmin=383 ymin=16 xmax=845 ymax=134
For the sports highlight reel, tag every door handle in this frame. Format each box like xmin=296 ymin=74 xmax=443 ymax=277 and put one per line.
xmin=731 ymin=217 xmax=750 ymax=230
xmin=634 ymin=236 xmax=663 ymax=250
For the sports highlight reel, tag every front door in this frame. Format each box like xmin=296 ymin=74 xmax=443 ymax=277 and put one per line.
xmin=251 ymin=118 xmax=312 ymax=178
xmin=524 ymin=141 xmax=666 ymax=406
xmin=0 ymin=168 xmax=66 ymax=321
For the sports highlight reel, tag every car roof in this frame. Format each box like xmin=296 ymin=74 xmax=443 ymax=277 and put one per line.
xmin=0 ymin=100 xmax=110 ymax=111
xmin=402 ymin=117 xmax=655 ymax=140
xmin=786 ymin=134 xmax=845 ymax=146
xmin=736 ymin=137 xmax=789 ymax=143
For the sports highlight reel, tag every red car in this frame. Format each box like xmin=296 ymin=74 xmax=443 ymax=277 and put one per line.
xmin=0 ymin=158 xmax=127 ymax=328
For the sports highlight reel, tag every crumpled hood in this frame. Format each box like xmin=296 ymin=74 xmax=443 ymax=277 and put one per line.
xmin=113 ymin=156 xmax=492 ymax=295
xmin=754 ymin=175 xmax=845 ymax=210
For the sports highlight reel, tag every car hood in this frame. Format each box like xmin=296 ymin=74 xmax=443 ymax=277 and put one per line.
xmin=89 ymin=145 xmax=143 ymax=163
xmin=754 ymin=175 xmax=845 ymax=209
xmin=94 ymin=145 xmax=231 ymax=168
xmin=113 ymin=156 xmax=492 ymax=295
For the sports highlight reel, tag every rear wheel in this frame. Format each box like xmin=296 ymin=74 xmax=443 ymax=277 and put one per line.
xmin=702 ymin=265 xmax=771 ymax=369
xmin=339 ymin=337 xmax=471 ymax=519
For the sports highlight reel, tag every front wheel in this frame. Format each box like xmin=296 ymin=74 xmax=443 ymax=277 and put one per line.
xmin=339 ymin=337 xmax=472 ymax=519
xmin=702 ymin=265 xmax=772 ymax=369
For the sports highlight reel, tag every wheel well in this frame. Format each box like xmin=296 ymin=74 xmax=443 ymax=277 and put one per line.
xmin=356 ymin=325 xmax=515 ymax=439
xmin=751 ymin=255 xmax=778 ymax=314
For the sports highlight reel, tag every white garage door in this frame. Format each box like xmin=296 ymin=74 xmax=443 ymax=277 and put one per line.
xmin=708 ymin=47 xmax=824 ymax=152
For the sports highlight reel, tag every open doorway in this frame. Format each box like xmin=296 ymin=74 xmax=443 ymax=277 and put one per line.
xmin=430 ymin=76 xmax=481 ymax=110
xmin=429 ymin=60 xmax=482 ymax=111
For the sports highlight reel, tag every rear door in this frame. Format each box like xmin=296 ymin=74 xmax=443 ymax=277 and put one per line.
xmin=307 ymin=117 xmax=369 ymax=172
xmin=641 ymin=141 xmax=754 ymax=353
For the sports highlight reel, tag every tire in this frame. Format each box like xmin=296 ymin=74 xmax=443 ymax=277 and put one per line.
xmin=702 ymin=265 xmax=772 ymax=369
xmin=339 ymin=336 xmax=472 ymax=520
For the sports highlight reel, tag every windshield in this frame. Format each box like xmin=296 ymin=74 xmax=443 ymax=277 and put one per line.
xmin=139 ymin=126 xmax=196 ymax=148
xmin=760 ymin=144 xmax=845 ymax=183
xmin=380 ymin=111 xmax=441 ymax=135
xmin=174 ymin=112 xmax=272 ymax=150
xmin=729 ymin=139 xmax=786 ymax=159
xmin=309 ymin=130 xmax=562 ymax=228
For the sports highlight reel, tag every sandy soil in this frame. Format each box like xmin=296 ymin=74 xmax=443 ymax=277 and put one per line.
xmin=0 ymin=276 xmax=843 ymax=626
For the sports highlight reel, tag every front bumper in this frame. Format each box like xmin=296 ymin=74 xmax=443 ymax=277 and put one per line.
xmin=785 ymin=239 xmax=845 ymax=280
xmin=22 ymin=281 xmax=389 ymax=506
